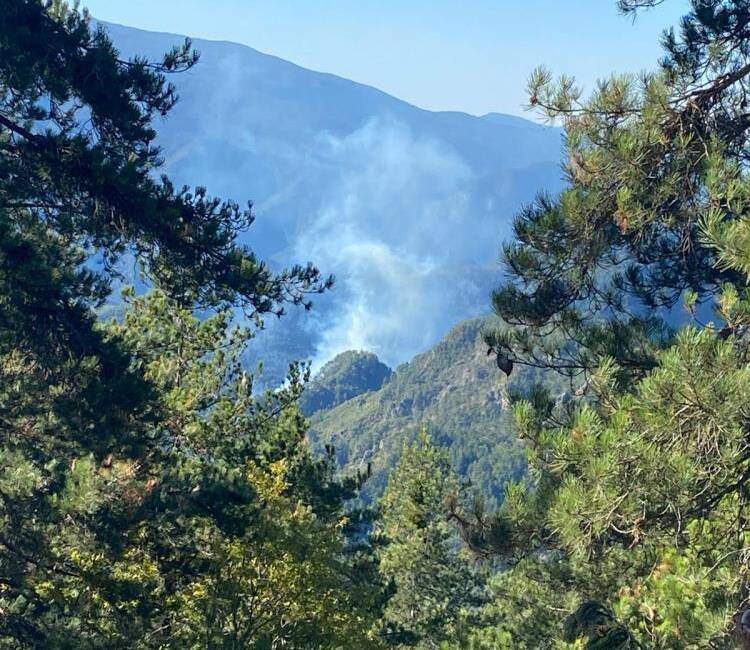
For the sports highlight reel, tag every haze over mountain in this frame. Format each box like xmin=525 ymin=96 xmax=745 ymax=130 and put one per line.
xmin=103 ymin=22 xmax=564 ymax=380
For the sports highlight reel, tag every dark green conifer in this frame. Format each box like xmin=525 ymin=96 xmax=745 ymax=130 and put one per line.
xmin=472 ymin=1 xmax=750 ymax=647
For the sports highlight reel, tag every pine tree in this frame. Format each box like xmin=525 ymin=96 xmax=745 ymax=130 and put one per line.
xmin=0 ymin=0 xmax=331 ymax=313
xmin=102 ymin=292 xmax=384 ymax=648
xmin=0 ymin=2 xmax=381 ymax=647
xmin=475 ymin=1 xmax=750 ymax=647
xmin=377 ymin=433 xmax=483 ymax=648
xmin=486 ymin=0 xmax=750 ymax=387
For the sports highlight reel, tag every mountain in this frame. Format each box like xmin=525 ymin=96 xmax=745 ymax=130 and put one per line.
xmin=306 ymin=316 xmax=565 ymax=504
xmin=300 ymin=351 xmax=393 ymax=415
xmin=102 ymin=22 xmax=565 ymax=382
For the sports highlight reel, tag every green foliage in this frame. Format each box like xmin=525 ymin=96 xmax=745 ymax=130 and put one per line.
xmin=377 ymin=433 xmax=483 ymax=648
xmin=475 ymin=1 xmax=750 ymax=648
xmin=308 ymin=317 xmax=563 ymax=504
xmin=487 ymin=2 xmax=750 ymax=386
xmin=0 ymin=281 xmax=387 ymax=647
xmin=17 ymin=1 xmax=750 ymax=648
xmin=457 ymin=558 xmax=575 ymax=649
xmin=0 ymin=0 xmax=331 ymax=313
xmin=300 ymin=350 xmax=393 ymax=415
xmin=0 ymin=3 xmax=384 ymax=647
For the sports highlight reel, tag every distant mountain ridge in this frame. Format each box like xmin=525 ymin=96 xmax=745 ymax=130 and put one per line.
xmin=102 ymin=22 xmax=565 ymax=381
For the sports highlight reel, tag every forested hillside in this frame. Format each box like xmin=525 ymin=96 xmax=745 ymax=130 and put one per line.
xmin=307 ymin=317 xmax=561 ymax=504
xmin=300 ymin=350 xmax=393 ymax=415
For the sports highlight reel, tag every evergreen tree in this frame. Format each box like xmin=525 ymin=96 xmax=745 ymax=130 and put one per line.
xmin=0 ymin=0 xmax=330 ymax=313
xmin=103 ymin=292 xmax=383 ymax=648
xmin=0 ymin=2 xmax=382 ymax=647
xmin=486 ymin=0 xmax=750 ymax=387
xmin=475 ymin=1 xmax=750 ymax=647
xmin=377 ymin=433 xmax=483 ymax=648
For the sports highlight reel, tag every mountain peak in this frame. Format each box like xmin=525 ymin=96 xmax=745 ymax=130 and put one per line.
xmin=300 ymin=350 xmax=392 ymax=415
xmin=307 ymin=315 xmax=540 ymax=503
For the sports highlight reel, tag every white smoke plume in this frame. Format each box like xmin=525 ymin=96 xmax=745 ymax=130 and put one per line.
xmin=293 ymin=118 xmax=495 ymax=368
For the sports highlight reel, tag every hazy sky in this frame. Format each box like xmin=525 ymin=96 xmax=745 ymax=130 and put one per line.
xmin=83 ymin=1 xmax=688 ymax=117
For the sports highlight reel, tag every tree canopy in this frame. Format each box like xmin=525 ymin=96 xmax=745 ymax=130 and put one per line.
xmin=0 ymin=3 xmax=379 ymax=647
xmin=475 ymin=1 xmax=750 ymax=647
xmin=9 ymin=0 xmax=750 ymax=648
xmin=1 ymin=0 xmax=331 ymax=314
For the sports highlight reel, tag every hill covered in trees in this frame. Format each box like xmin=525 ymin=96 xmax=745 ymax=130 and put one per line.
xmin=306 ymin=317 xmax=562 ymax=503
xmin=300 ymin=350 xmax=393 ymax=415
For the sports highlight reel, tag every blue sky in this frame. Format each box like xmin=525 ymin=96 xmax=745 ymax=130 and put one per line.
xmin=83 ymin=0 xmax=688 ymax=117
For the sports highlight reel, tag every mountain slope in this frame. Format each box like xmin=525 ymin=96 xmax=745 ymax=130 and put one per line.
xmin=300 ymin=351 xmax=392 ymax=415
xmin=102 ymin=22 xmax=565 ymax=381
xmin=307 ymin=316 xmax=561 ymax=504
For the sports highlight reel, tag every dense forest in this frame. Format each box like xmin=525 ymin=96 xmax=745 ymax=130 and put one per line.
xmin=4 ymin=0 xmax=750 ymax=648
